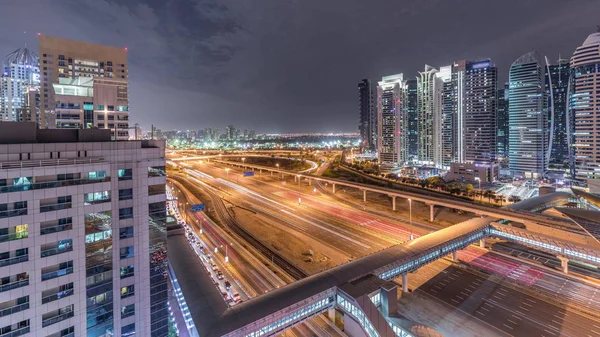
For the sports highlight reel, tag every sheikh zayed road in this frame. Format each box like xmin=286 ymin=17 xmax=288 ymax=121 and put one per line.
xmin=166 ymin=150 xmax=600 ymax=337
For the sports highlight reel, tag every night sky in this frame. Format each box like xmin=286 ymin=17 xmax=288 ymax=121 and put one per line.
xmin=1 ymin=0 xmax=599 ymax=133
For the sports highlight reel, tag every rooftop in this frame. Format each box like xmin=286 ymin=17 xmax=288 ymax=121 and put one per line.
xmin=0 ymin=122 xmax=111 ymax=143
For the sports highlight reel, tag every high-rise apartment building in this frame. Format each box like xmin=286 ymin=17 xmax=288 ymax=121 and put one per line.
xmin=0 ymin=122 xmax=169 ymax=337
xmin=1 ymin=47 xmax=40 ymax=121
xmin=545 ymin=57 xmax=570 ymax=166
xmin=440 ymin=64 xmax=456 ymax=169
xmin=417 ymin=65 xmax=443 ymax=167
xmin=496 ymin=84 xmax=509 ymax=167
xmin=377 ymin=74 xmax=408 ymax=165
xmin=509 ymin=51 xmax=548 ymax=178
xmin=463 ymin=59 xmax=498 ymax=163
xmin=358 ymin=79 xmax=375 ymax=151
xmin=38 ymin=35 xmax=129 ymax=140
xmin=570 ymin=30 xmax=600 ymax=190
xmin=406 ymin=79 xmax=418 ymax=160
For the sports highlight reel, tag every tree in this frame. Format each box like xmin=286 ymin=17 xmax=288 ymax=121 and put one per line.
xmin=465 ymin=184 xmax=475 ymax=197
xmin=483 ymin=190 xmax=495 ymax=202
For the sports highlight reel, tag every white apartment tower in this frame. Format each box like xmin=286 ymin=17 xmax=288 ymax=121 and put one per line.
xmin=0 ymin=122 xmax=170 ymax=337
xmin=377 ymin=74 xmax=408 ymax=166
xmin=417 ymin=65 xmax=443 ymax=168
xmin=570 ymin=30 xmax=600 ymax=191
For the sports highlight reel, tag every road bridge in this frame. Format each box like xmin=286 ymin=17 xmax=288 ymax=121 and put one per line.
xmin=178 ymin=156 xmax=576 ymax=230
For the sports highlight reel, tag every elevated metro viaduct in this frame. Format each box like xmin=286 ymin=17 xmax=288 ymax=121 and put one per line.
xmin=169 ymin=214 xmax=600 ymax=337
xmin=172 ymin=156 xmax=579 ymax=231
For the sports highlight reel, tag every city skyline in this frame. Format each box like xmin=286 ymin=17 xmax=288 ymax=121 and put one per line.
xmin=1 ymin=0 xmax=600 ymax=133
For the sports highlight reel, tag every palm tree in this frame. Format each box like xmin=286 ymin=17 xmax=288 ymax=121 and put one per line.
xmin=484 ymin=190 xmax=495 ymax=203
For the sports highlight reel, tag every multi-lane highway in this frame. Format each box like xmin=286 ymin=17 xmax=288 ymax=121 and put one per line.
xmin=170 ymin=157 xmax=600 ymax=337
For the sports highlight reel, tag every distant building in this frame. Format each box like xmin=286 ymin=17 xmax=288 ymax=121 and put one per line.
xmin=463 ymin=60 xmax=497 ymax=163
xmin=16 ymin=85 xmax=40 ymax=123
xmin=377 ymin=74 xmax=408 ymax=165
xmin=440 ymin=60 xmax=497 ymax=169
xmin=248 ymin=129 xmax=256 ymax=140
xmin=226 ymin=125 xmax=235 ymax=140
xmin=38 ymin=35 xmax=129 ymax=139
xmin=417 ymin=65 xmax=443 ymax=167
xmin=545 ymin=57 xmax=570 ymax=166
xmin=447 ymin=162 xmax=500 ymax=184
xmin=406 ymin=79 xmax=418 ymax=160
xmin=358 ymin=79 xmax=375 ymax=151
xmin=496 ymin=84 xmax=509 ymax=167
xmin=0 ymin=122 xmax=169 ymax=337
xmin=509 ymin=51 xmax=548 ymax=179
xmin=0 ymin=47 xmax=40 ymax=121
xmin=570 ymin=30 xmax=600 ymax=190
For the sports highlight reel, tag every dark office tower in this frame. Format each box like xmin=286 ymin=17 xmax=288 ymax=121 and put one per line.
xmin=369 ymin=87 xmax=377 ymax=152
xmin=358 ymin=79 xmax=374 ymax=151
xmin=464 ymin=59 xmax=497 ymax=163
xmin=544 ymin=57 xmax=570 ymax=166
xmin=406 ymin=79 xmax=418 ymax=160
xmin=509 ymin=52 xmax=548 ymax=179
xmin=496 ymin=84 xmax=509 ymax=167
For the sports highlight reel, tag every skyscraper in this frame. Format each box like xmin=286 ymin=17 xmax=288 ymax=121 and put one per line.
xmin=417 ymin=65 xmax=443 ymax=167
xmin=509 ymin=51 xmax=548 ymax=178
xmin=0 ymin=122 xmax=169 ymax=337
xmin=496 ymin=84 xmax=509 ymax=167
xmin=358 ymin=79 xmax=374 ymax=151
xmin=406 ymin=79 xmax=418 ymax=160
xmin=545 ymin=57 xmax=570 ymax=167
xmin=440 ymin=64 xmax=456 ymax=169
xmin=570 ymin=30 xmax=600 ymax=190
xmin=463 ymin=59 xmax=498 ymax=163
xmin=38 ymin=35 xmax=129 ymax=139
xmin=0 ymin=47 xmax=40 ymax=121
xmin=377 ymin=74 xmax=407 ymax=165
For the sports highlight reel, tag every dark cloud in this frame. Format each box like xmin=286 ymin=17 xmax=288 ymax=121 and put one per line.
xmin=1 ymin=0 xmax=599 ymax=133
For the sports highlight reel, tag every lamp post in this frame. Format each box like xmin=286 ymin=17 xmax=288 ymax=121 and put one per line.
xmin=475 ymin=177 xmax=481 ymax=190
xmin=225 ymin=168 xmax=230 ymax=179
xmin=242 ymin=157 xmax=246 ymax=169
xmin=408 ymin=198 xmax=413 ymax=240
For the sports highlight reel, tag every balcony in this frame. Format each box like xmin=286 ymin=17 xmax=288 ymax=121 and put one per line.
xmin=42 ymin=288 xmax=74 ymax=304
xmin=0 ymin=208 xmax=27 ymax=219
xmin=40 ymin=202 xmax=72 ymax=213
xmin=42 ymin=305 xmax=75 ymax=328
xmin=40 ymin=219 xmax=73 ymax=235
xmin=0 ymin=231 xmax=28 ymax=243
xmin=0 ymin=300 xmax=29 ymax=319
xmin=41 ymin=262 xmax=73 ymax=281
xmin=0 ymin=279 xmax=29 ymax=293
xmin=0 ymin=326 xmax=29 ymax=337
xmin=0 ymin=176 xmax=110 ymax=194
xmin=0 ymin=255 xmax=28 ymax=268
xmin=41 ymin=240 xmax=73 ymax=258
xmin=0 ymin=157 xmax=105 ymax=170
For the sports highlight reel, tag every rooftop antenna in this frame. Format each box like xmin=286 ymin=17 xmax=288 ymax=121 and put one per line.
xmin=24 ymin=31 xmax=27 ymax=48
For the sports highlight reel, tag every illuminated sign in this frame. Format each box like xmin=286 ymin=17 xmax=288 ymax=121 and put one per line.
xmin=469 ymin=61 xmax=491 ymax=70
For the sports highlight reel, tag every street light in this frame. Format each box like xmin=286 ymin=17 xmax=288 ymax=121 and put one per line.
xmin=242 ymin=157 xmax=246 ymax=169
xmin=408 ymin=198 xmax=413 ymax=241
xmin=475 ymin=177 xmax=481 ymax=190
xmin=225 ymin=168 xmax=230 ymax=178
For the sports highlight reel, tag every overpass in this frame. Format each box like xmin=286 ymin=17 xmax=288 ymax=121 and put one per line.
xmin=174 ymin=156 xmax=577 ymax=230
xmin=169 ymin=212 xmax=600 ymax=337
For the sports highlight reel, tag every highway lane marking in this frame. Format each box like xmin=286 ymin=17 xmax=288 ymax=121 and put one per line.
xmin=502 ymin=324 xmax=514 ymax=330
xmin=511 ymin=315 xmax=521 ymax=320
xmin=518 ymin=306 xmax=529 ymax=312
xmin=592 ymin=330 xmax=600 ymax=335
xmin=521 ymin=301 xmax=532 ymax=307
xmin=476 ymin=311 xmax=485 ymax=316
xmin=456 ymin=295 xmax=465 ymax=300
xmin=481 ymin=306 xmax=490 ymax=312
xmin=451 ymin=299 xmax=459 ymax=304
xmin=460 ymin=291 xmax=470 ymax=296
xmin=551 ymin=320 xmax=561 ymax=325
xmin=468 ymin=284 xmax=477 ymax=289
xmin=493 ymin=295 xmax=503 ymax=300
xmin=507 ymin=319 xmax=518 ymax=325
xmin=526 ymin=298 xmax=536 ymax=303
xmin=543 ymin=329 xmax=557 ymax=336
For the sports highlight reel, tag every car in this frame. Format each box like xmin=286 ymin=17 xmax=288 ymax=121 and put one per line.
xmin=217 ymin=271 xmax=224 ymax=280
xmin=224 ymin=280 xmax=231 ymax=289
xmin=211 ymin=262 xmax=218 ymax=271
xmin=233 ymin=293 xmax=241 ymax=303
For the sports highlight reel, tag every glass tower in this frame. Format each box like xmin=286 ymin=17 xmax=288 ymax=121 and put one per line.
xmin=508 ymin=51 xmax=548 ymax=178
